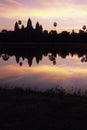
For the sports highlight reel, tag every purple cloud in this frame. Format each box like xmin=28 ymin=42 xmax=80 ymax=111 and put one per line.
xmin=71 ymin=0 xmax=87 ymax=5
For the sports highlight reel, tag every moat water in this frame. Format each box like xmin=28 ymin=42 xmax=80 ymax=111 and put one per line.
xmin=0 ymin=46 xmax=87 ymax=93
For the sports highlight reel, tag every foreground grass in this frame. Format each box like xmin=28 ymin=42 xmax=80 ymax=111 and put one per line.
xmin=0 ymin=88 xmax=87 ymax=130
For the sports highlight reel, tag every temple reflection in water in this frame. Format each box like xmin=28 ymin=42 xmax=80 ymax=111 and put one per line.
xmin=0 ymin=46 xmax=87 ymax=67
xmin=0 ymin=46 xmax=87 ymax=93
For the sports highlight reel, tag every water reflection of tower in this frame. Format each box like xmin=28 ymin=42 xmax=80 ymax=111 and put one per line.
xmin=35 ymin=54 xmax=43 ymax=64
xmin=15 ymin=55 xmax=20 ymax=63
xmin=27 ymin=56 xmax=33 ymax=67
xmin=15 ymin=55 xmax=24 ymax=66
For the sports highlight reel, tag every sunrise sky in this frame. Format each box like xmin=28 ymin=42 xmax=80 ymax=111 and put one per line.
xmin=0 ymin=0 xmax=87 ymax=32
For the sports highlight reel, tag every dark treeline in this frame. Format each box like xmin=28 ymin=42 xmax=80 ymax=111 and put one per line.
xmin=1 ymin=88 xmax=87 ymax=130
xmin=1 ymin=18 xmax=87 ymax=43
xmin=0 ymin=46 xmax=87 ymax=67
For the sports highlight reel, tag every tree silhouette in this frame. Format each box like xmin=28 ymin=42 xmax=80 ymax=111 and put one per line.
xmin=53 ymin=22 xmax=57 ymax=30
xmin=48 ymin=54 xmax=56 ymax=65
xmin=82 ymin=25 xmax=86 ymax=32
xmin=1 ymin=29 xmax=7 ymax=33
xmin=2 ymin=54 xmax=9 ymax=61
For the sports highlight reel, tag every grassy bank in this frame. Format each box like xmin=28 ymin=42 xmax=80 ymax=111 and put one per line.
xmin=0 ymin=88 xmax=87 ymax=129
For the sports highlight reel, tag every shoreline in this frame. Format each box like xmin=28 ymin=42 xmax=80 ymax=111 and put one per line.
xmin=0 ymin=88 xmax=87 ymax=129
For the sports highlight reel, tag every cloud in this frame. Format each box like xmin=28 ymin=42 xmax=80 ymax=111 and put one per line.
xmin=70 ymin=0 xmax=87 ymax=5
xmin=1 ymin=0 xmax=22 ymax=6
xmin=0 ymin=0 xmax=87 ymax=32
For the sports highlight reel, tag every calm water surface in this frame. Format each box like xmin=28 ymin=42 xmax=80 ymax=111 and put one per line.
xmin=0 ymin=47 xmax=87 ymax=92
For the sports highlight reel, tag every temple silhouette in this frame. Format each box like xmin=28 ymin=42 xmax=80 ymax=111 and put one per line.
xmin=0 ymin=47 xmax=87 ymax=67
xmin=0 ymin=18 xmax=87 ymax=43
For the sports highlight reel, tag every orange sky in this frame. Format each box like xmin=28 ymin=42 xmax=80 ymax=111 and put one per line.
xmin=0 ymin=0 xmax=87 ymax=32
